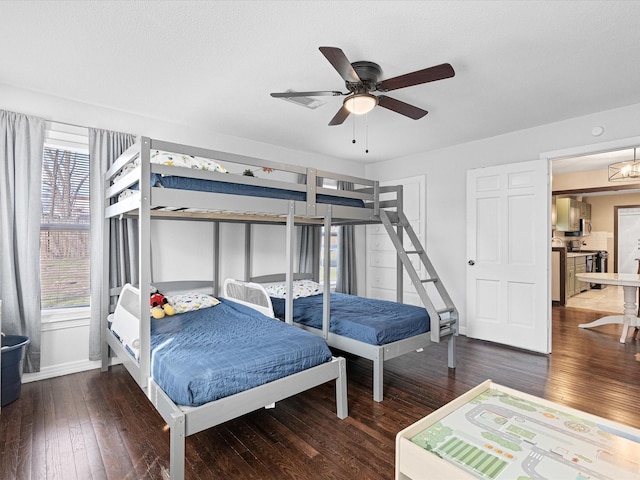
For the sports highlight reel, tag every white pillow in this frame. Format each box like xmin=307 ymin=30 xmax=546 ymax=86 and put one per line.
xmin=264 ymin=280 xmax=323 ymax=299
xmin=166 ymin=292 xmax=220 ymax=313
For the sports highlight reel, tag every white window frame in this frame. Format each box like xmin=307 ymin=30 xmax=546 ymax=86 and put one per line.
xmin=41 ymin=122 xmax=91 ymax=322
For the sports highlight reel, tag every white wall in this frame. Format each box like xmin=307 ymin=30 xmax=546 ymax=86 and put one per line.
xmin=2 ymin=83 xmax=368 ymax=380
xmin=365 ymin=102 xmax=640 ymax=332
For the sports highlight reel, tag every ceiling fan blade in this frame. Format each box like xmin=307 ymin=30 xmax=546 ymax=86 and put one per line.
xmin=377 ymin=95 xmax=428 ymax=120
xmin=328 ymin=105 xmax=351 ymax=126
xmin=270 ymin=90 xmax=344 ymax=98
xmin=319 ymin=47 xmax=361 ymax=83
xmin=378 ymin=63 xmax=455 ymax=92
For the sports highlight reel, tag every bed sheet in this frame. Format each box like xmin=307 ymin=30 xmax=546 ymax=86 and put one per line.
xmin=270 ymin=293 xmax=430 ymax=346
xmin=149 ymin=298 xmax=332 ymax=406
xmin=133 ymin=174 xmax=365 ymax=207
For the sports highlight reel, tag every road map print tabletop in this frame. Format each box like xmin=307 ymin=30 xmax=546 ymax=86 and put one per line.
xmin=409 ymin=386 xmax=640 ymax=480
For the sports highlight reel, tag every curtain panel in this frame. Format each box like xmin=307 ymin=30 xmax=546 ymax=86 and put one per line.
xmin=88 ymin=129 xmax=136 ymax=361
xmin=0 ymin=110 xmax=45 ymax=372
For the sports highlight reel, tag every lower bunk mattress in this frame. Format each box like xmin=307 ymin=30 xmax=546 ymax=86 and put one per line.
xmin=148 ymin=298 xmax=333 ymax=407
xmin=270 ymin=293 xmax=430 ymax=346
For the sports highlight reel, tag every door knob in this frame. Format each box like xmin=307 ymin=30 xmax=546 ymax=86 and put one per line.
xmin=468 ymin=260 xmax=475 ymax=266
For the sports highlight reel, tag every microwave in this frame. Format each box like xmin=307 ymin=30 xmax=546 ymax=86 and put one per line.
xmin=565 ymin=219 xmax=592 ymax=237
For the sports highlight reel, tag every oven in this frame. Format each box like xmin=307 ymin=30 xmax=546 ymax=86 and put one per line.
xmin=591 ymin=251 xmax=609 ymax=289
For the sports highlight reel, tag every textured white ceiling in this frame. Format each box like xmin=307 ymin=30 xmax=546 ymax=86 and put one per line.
xmin=1 ymin=1 xmax=640 ymax=164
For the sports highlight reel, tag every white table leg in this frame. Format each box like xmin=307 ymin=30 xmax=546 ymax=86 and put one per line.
xmin=579 ymin=315 xmax=624 ymax=329
xmin=620 ymin=285 xmax=639 ymax=343
xmin=578 ymin=285 xmax=640 ymax=343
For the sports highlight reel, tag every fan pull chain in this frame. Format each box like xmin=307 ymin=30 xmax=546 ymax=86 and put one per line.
xmin=365 ymin=114 xmax=369 ymax=154
xmin=352 ymin=113 xmax=356 ymax=144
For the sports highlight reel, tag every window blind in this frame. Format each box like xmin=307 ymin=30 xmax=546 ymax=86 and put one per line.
xmin=41 ymin=122 xmax=90 ymax=309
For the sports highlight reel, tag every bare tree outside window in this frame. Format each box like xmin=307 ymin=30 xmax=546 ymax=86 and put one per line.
xmin=40 ymin=147 xmax=90 ymax=308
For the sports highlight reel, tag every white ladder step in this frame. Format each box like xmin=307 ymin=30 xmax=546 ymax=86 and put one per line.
xmin=437 ymin=307 xmax=455 ymax=315
xmin=420 ymin=278 xmax=438 ymax=283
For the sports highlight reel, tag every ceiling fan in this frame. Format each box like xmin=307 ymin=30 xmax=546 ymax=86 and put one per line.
xmin=271 ymin=46 xmax=455 ymax=126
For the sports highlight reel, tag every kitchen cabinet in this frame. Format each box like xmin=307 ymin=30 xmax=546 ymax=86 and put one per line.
xmin=575 ymin=257 xmax=587 ymax=291
xmin=566 ymin=257 xmax=576 ymax=297
xmin=580 ymin=201 xmax=591 ymax=220
xmin=555 ymin=198 xmax=591 ymax=231
xmin=556 ymin=198 xmax=580 ymax=231
xmin=565 ymin=253 xmax=591 ymax=299
xmin=551 ymin=248 xmax=563 ymax=304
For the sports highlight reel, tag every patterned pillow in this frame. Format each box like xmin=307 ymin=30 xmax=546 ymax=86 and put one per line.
xmin=166 ymin=292 xmax=221 ymax=313
xmin=265 ymin=280 xmax=323 ymax=299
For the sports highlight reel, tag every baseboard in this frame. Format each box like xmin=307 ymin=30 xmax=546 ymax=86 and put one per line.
xmin=22 ymin=357 xmax=122 ymax=383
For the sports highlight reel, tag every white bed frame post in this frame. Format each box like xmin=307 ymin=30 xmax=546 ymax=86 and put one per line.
xmin=138 ymin=137 xmax=152 ymax=387
xmin=284 ymin=201 xmax=295 ymax=325
xmin=306 ymin=168 xmax=317 ymax=216
xmin=322 ymin=206 xmax=332 ymax=340
xmin=244 ymin=224 xmax=252 ymax=282
xmin=213 ymin=222 xmax=220 ymax=297
xmin=168 ymin=412 xmax=186 ymax=480
xmin=336 ymin=356 xmax=348 ymax=418
xmin=395 ymin=186 xmax=404 ymax=304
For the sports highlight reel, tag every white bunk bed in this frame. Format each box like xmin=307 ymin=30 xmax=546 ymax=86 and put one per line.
xmin=101 ymin=136 xmax=457 ymax=478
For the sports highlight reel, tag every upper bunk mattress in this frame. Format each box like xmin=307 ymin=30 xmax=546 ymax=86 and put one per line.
xmin=270 ymin=293 xmax=430 ymax=346
xmin=149 ymin=298 xmax=332 ymax=407
xmin=138 ymin=174 xmax=365 ymax=207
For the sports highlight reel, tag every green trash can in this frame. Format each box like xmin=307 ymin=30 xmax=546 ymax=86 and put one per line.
xmin=1 ymin=335 xmax=30 ymax=407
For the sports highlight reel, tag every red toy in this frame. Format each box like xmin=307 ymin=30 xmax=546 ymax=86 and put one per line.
xmin=150 ymin=292 xmax=176 ymax=319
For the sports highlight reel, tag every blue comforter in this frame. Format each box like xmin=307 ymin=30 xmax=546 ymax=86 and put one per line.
xmin=138 ymin=174 xmax=364 ymax=207
xmin=271 ymin=293 xmax=430 ymax=346
xmin=150 ymin=298 xmax=332 ymax=407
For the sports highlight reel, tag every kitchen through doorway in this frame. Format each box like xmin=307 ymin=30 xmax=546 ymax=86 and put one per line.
xmin=549 ymin=138 xmax=640 ymax=315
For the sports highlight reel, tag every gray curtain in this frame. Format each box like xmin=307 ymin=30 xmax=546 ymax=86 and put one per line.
xmin=0 ymin=110 xmax=45 ymax=372
xmin=336 ymin=181 xmax=357 ymax=294
xmin=88 ymin=129 xmax=136 ymax=361
xmin=298 ymin=225 xmax=320 ymax=280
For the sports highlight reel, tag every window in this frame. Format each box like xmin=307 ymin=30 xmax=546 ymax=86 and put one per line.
xmin=40 ymin=123 xmax=90 ymax=309
xmin=319 ymin=225 xmax=339 ymax=287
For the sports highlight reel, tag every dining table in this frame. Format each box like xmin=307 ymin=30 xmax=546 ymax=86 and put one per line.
xmin=575 ymin=272 xmax=640 ymax=343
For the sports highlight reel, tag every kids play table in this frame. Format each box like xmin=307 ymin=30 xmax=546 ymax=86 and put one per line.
xmin=396 ymin=380 xmax=640 ymax=480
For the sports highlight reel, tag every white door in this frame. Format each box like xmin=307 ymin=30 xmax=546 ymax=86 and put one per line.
xmin=466 ymin=160 xmax=551 ymax=353
xmin=616 ymin=207 xmax=640 ymax=273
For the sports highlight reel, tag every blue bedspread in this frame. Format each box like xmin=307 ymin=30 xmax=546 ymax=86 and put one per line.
xmin=270 ymin=293 xmax=430 ymax=346
xmin=139 ymin=174 xmax=364 ymax=207
xmin=150 ymin=298 xmax=332 ymax=407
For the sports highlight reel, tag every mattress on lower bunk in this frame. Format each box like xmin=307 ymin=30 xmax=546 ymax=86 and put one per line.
xmin=149 ymin=298 xmax=333 ymax=407
xmin=135 ymin=174 xmax=365 ymax=207
xmin=270 ymin=293 xmax=430 ymax=346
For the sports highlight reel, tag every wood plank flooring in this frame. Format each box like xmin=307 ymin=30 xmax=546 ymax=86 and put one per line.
xmin=2 ymin=307 xmax=639 ymax=479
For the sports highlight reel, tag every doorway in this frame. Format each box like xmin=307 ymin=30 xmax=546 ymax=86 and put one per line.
xmin=546 ymin=138 xmax=640 ymax=314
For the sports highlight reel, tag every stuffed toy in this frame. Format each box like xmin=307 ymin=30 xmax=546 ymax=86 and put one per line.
xmin=150 ymin=291 xmax=176 ymax=319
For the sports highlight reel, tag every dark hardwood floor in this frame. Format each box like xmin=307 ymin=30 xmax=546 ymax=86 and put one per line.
xmin=2 ymin=307 xmax=639 ymax=479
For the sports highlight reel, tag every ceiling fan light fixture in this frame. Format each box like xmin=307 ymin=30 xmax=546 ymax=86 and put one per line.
xmin=344 ymin=93 xmax=377 ymax=115
xmin=608 ymin=147 xmax=640 ymax=181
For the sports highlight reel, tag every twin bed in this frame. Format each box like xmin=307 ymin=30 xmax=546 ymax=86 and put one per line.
xmin=102 ymin=137 xmax=457 ymax=479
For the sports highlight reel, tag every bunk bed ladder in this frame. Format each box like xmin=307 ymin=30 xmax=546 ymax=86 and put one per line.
xmin=378 ymin=209 xmax=458 ymax=344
